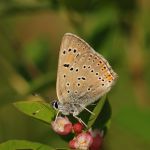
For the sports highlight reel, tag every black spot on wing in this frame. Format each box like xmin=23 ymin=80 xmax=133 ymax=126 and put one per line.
xmin=70 ymin=67 xmax=73 ymax=71
xmin=64 ymin=64 xmax=70 ymax=67
xmin=73 ymin=49 xmax=77 ymax=53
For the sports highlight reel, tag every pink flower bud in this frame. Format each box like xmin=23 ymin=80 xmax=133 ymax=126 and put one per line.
xmin=51 ymin=116 xmax=72 ymax=135
xmin=89 ymin=129 xmax=103 ymax=150
xmin=69 ymin=139 xmax=78 ymax=149
xmin=73 ymin=122 xmax=84 ymax=134
xmin=69 ymin=132 xmax=93 ymax=150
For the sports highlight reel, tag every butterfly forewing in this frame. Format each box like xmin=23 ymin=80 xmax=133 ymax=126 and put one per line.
xmin=57 ymin=33 xmax=117 ymax=107
xmin=57 ymin=33 xmax=92 ymax=103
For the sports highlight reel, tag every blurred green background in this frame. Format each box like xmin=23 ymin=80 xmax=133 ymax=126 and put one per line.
xmin=0 ymin=0 xmax=150 ymax=149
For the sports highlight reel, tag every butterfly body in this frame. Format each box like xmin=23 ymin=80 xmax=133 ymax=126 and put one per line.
xmin=53 ymin=33 xmax=117 ymax=119
xmin=52 ymin=100 xmax=83 ymax=116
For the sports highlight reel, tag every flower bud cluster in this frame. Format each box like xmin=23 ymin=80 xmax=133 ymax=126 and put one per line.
xmin=51 ymin=116 xmax=103 ymax=150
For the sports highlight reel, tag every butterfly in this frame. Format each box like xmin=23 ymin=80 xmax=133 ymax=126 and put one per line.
xmin=52 ymin=33 xmax=117 ymax=126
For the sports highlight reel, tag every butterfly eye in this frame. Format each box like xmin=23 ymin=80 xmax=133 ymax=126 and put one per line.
xmin=51 ymin=100 xmax=59 ymax=109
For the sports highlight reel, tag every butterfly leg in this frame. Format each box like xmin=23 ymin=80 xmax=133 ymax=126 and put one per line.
xmin=54 ymin=110 xmax=61 ymax=123
xmin=80 ymin=104 xmax=95 ymax=116
xmin=73 ymin=114 xmax=88 ymax=128
xmin=56 ymin=110 xmax=60 ymax=119
xmin=75 ymin=103 xmax=95 ymax=116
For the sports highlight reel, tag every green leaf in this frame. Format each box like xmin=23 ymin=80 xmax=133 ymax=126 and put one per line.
xmin=0 ymin=140 xmax=55 ymax=150
xmin=14 ymin=101 xmax=56 ymax=124
xmin=93 ymin=99 xmax=112 ymax=135
xmin=87 ymin=95 xmax=107 ymax=128
xmin=87 ymin=95 xmax=112 ymax=135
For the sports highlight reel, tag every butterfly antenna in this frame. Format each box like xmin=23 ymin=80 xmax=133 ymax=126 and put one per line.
xmin=32 ymin=93 xmax=51 ymax=101
xmin=32 ymin=93 xmax=40 ymax=97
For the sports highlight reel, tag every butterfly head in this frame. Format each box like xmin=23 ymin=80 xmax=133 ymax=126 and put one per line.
xmin=51 ymin=100 xmax=81 ymax=116
xmin=51 ymin=100 xmax=70 ymax=115
xmin=51 ymin=100 xmax=59 ymax=110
